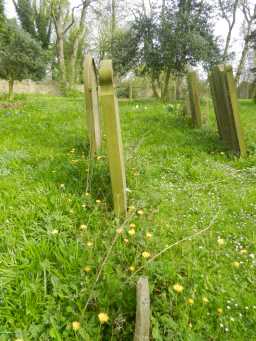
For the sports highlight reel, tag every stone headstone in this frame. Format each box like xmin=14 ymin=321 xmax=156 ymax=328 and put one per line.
xmin=187 ymin=71 xmax=202 ymax=128
xmin=99 ymin=60 xmax=127 ymax=217
xmin=84 ymin=54 xmax=101 ymax=155
xmin=210 ymin=65 xmax=246 ymax=157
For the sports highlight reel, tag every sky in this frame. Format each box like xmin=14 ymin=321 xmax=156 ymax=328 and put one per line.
xmin=5 ymin=0 xmax=244 ymax=69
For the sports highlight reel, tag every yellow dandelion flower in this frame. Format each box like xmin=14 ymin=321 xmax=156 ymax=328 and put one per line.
xmin=51 ymin=229 xmax=59 ymax=235
xmin=217 ymin=238 xmax=225 ymax=246
xmin=142 ymin=251 xmax=151 ymax=259
xmin=116 ymin=227 xmax=124 ymax=234
xmin=96 ymin=156 xmax=103 ymax=160
xmin=173 ymin=283 xmax=184 ymax=293
xmin=129 ymin=266 xmax=135 ymax=272
xmin=72 ymin=321 xmax=81 ymax=331
xmin=202 ymin=297 xmax=209 ymax=304
xmin=129 ymin=223 xmax=136 ymax=228
xmin=83 ymin=266 xmax=91 ymax=273
xmin=146 ymin=232 xmax=152 ymax=239
xmin=98 ymin=312 xmax=109 ymax=324
xmin=128 ymin=228 xmax=136 ymax=236
xmin=85 ymin=192 xmax=90 ymax=197
xmin=187 ymin=298 xmax=194 ymax=305
xmin=137 ymin=209 xmax=144 ymax=215
xmin=82 ymin=204 xmax=86 ymax=208
xmin=60 ymin=184 xmax=65 ymax=189
xmin=188 ymin=322 xmax=192 ymax=328
xmin=240 ymin=249 xmax=247 ymax=255
xmin=87 ymin=241 xmax=93 ymax=247
xmin=80 ymin=224 xmax=87 ymax=230
xmin=233 ymin=261 xmax=240 ymax=268
xmin=124 ymin=238 xmax=129 ymax=244
xmin=96 ymin=199 xmax=102 ymax=204
xmin=217 ymin=308 xmax=223 ymax=316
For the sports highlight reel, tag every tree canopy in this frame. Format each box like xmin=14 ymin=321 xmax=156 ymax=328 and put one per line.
xmin=0 ymin=20 xmax=47 ymax=98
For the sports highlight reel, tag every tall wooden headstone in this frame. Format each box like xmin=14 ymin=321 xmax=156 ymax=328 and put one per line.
xmin=187 ymin=71 xmax=202 ymax=128
xmin=99 ymin=60 xmax=127 ymax=217
xmin=210 ymin=64 xmax=246 ymax=157
xmin=84 ymin=54 xmax=101 ymax=155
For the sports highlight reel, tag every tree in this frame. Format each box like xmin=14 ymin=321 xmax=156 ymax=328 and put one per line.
xmin=12 ymin=0 xmax=52 ymax=49
xmin=51 ymin=0 xmax=91 ymax=91
xmin=0 ymin=21 xmax=47 ymax=99
xmin=235 ymin=0 xmax=256 ymax=83
xmin=128 ymin=0 xmax=221 ymax=100
xmin=218 ymin=0 xmax=239 ymax=61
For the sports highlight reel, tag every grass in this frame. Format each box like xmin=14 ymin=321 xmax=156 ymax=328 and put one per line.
xmin=0 ymin=94 xmax=256 ymax=340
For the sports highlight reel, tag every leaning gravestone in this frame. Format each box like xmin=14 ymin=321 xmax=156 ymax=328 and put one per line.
xmin=187 ymin=71 xmax=202 ymax=128
xmin=209 ymin=64 xmax=246 ymax=157
xmin=84 ymin=54 xmax=101 ymax=155
xmin=99 ymin=60 xmax=127 ymax=217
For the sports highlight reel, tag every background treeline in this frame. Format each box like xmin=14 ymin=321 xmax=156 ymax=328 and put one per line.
xmin=0 ymin=0 xmax=255 ymax=98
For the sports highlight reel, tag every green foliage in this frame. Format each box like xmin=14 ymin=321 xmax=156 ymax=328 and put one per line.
xmin=0 ymin=95 xmax=256 ymax=339
xmin=13 ymin=0 xmax=52 ymax=49
xmin=132 ymin=0 xmax=221 ymax=78
xmin=0 ymin=21 xmax=47 ymax=83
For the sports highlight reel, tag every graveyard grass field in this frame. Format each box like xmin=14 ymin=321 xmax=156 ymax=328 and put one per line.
xmin=1 ymin=95 xmax=256 ymax=340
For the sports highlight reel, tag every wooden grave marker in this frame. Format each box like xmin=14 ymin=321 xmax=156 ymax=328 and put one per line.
xmin=210 ymin=64 xmax=246 ymax=157
xmin=187 ymin=71 xmax=202 ymax=128
xmin=134 ymin=277 xmax=150 ymax=341
xmin=99 ymin=60 xmax=127 ymax=217
xmin=84 ymin=54 xmax=101 ymax=155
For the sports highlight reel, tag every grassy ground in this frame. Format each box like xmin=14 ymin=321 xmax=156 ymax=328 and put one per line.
xmin=0 ymin=95 xmax=256 ymax=340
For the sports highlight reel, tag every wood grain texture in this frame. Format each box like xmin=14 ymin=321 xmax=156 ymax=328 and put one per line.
xmin=134 ymin=277 xmax=150 ymax=341
xmin=84 ymin=54 xmax=101 ymax=155
xmin=99 ymin=60 xmax=127 ymax=217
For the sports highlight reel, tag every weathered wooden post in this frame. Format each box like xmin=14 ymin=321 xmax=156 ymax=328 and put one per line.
xmin=99 ymin=60 xmax=127 ymax=217
xmin=84 ymin=54 xmax=101 ymax=155
xmin=210 ymin=65 xmax=246 ymax=157
xmin=187 ymin=71 xmax=202 ymax=128
xmin=134 ymin=277 xmax=150 ymax=341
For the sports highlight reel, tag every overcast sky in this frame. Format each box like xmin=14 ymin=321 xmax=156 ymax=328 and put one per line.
xmin=5 ymin=0 xmax=243 ymax=68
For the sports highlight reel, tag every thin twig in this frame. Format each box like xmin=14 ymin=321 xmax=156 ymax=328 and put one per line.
xmin=127 ymin=211 xmax=219 ymax=281
xmin=83 ymin=212 xmax=135 ymax=314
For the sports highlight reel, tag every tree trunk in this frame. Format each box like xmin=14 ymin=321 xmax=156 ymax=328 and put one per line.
xmin=69 ymin=35 xmax=80 ymax=89
xmin=219 ymin=0 xmax=239 ymax=61
xmin=162 ymin=70 xmax=171 ymax=102
xmin=8 ymin=79 xmax=14 ymax=100
xmin=68 ymin=3 xmax=87 ymax=89
xmin=53 ymin=5 xmax=67 ymax=93
xmin=57 ymin=35 xmax=66 ymax=91
xmin=235 ymin=41 xmax=250 ymax=84
xmin=151 ymin=78 xmax=160 ymax=98
xmin=223 ymin=25 xmax=233 ymax=61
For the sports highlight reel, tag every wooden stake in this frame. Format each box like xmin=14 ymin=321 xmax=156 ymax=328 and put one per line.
xmin=134 ymin=277 xmax=150 ymax=341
